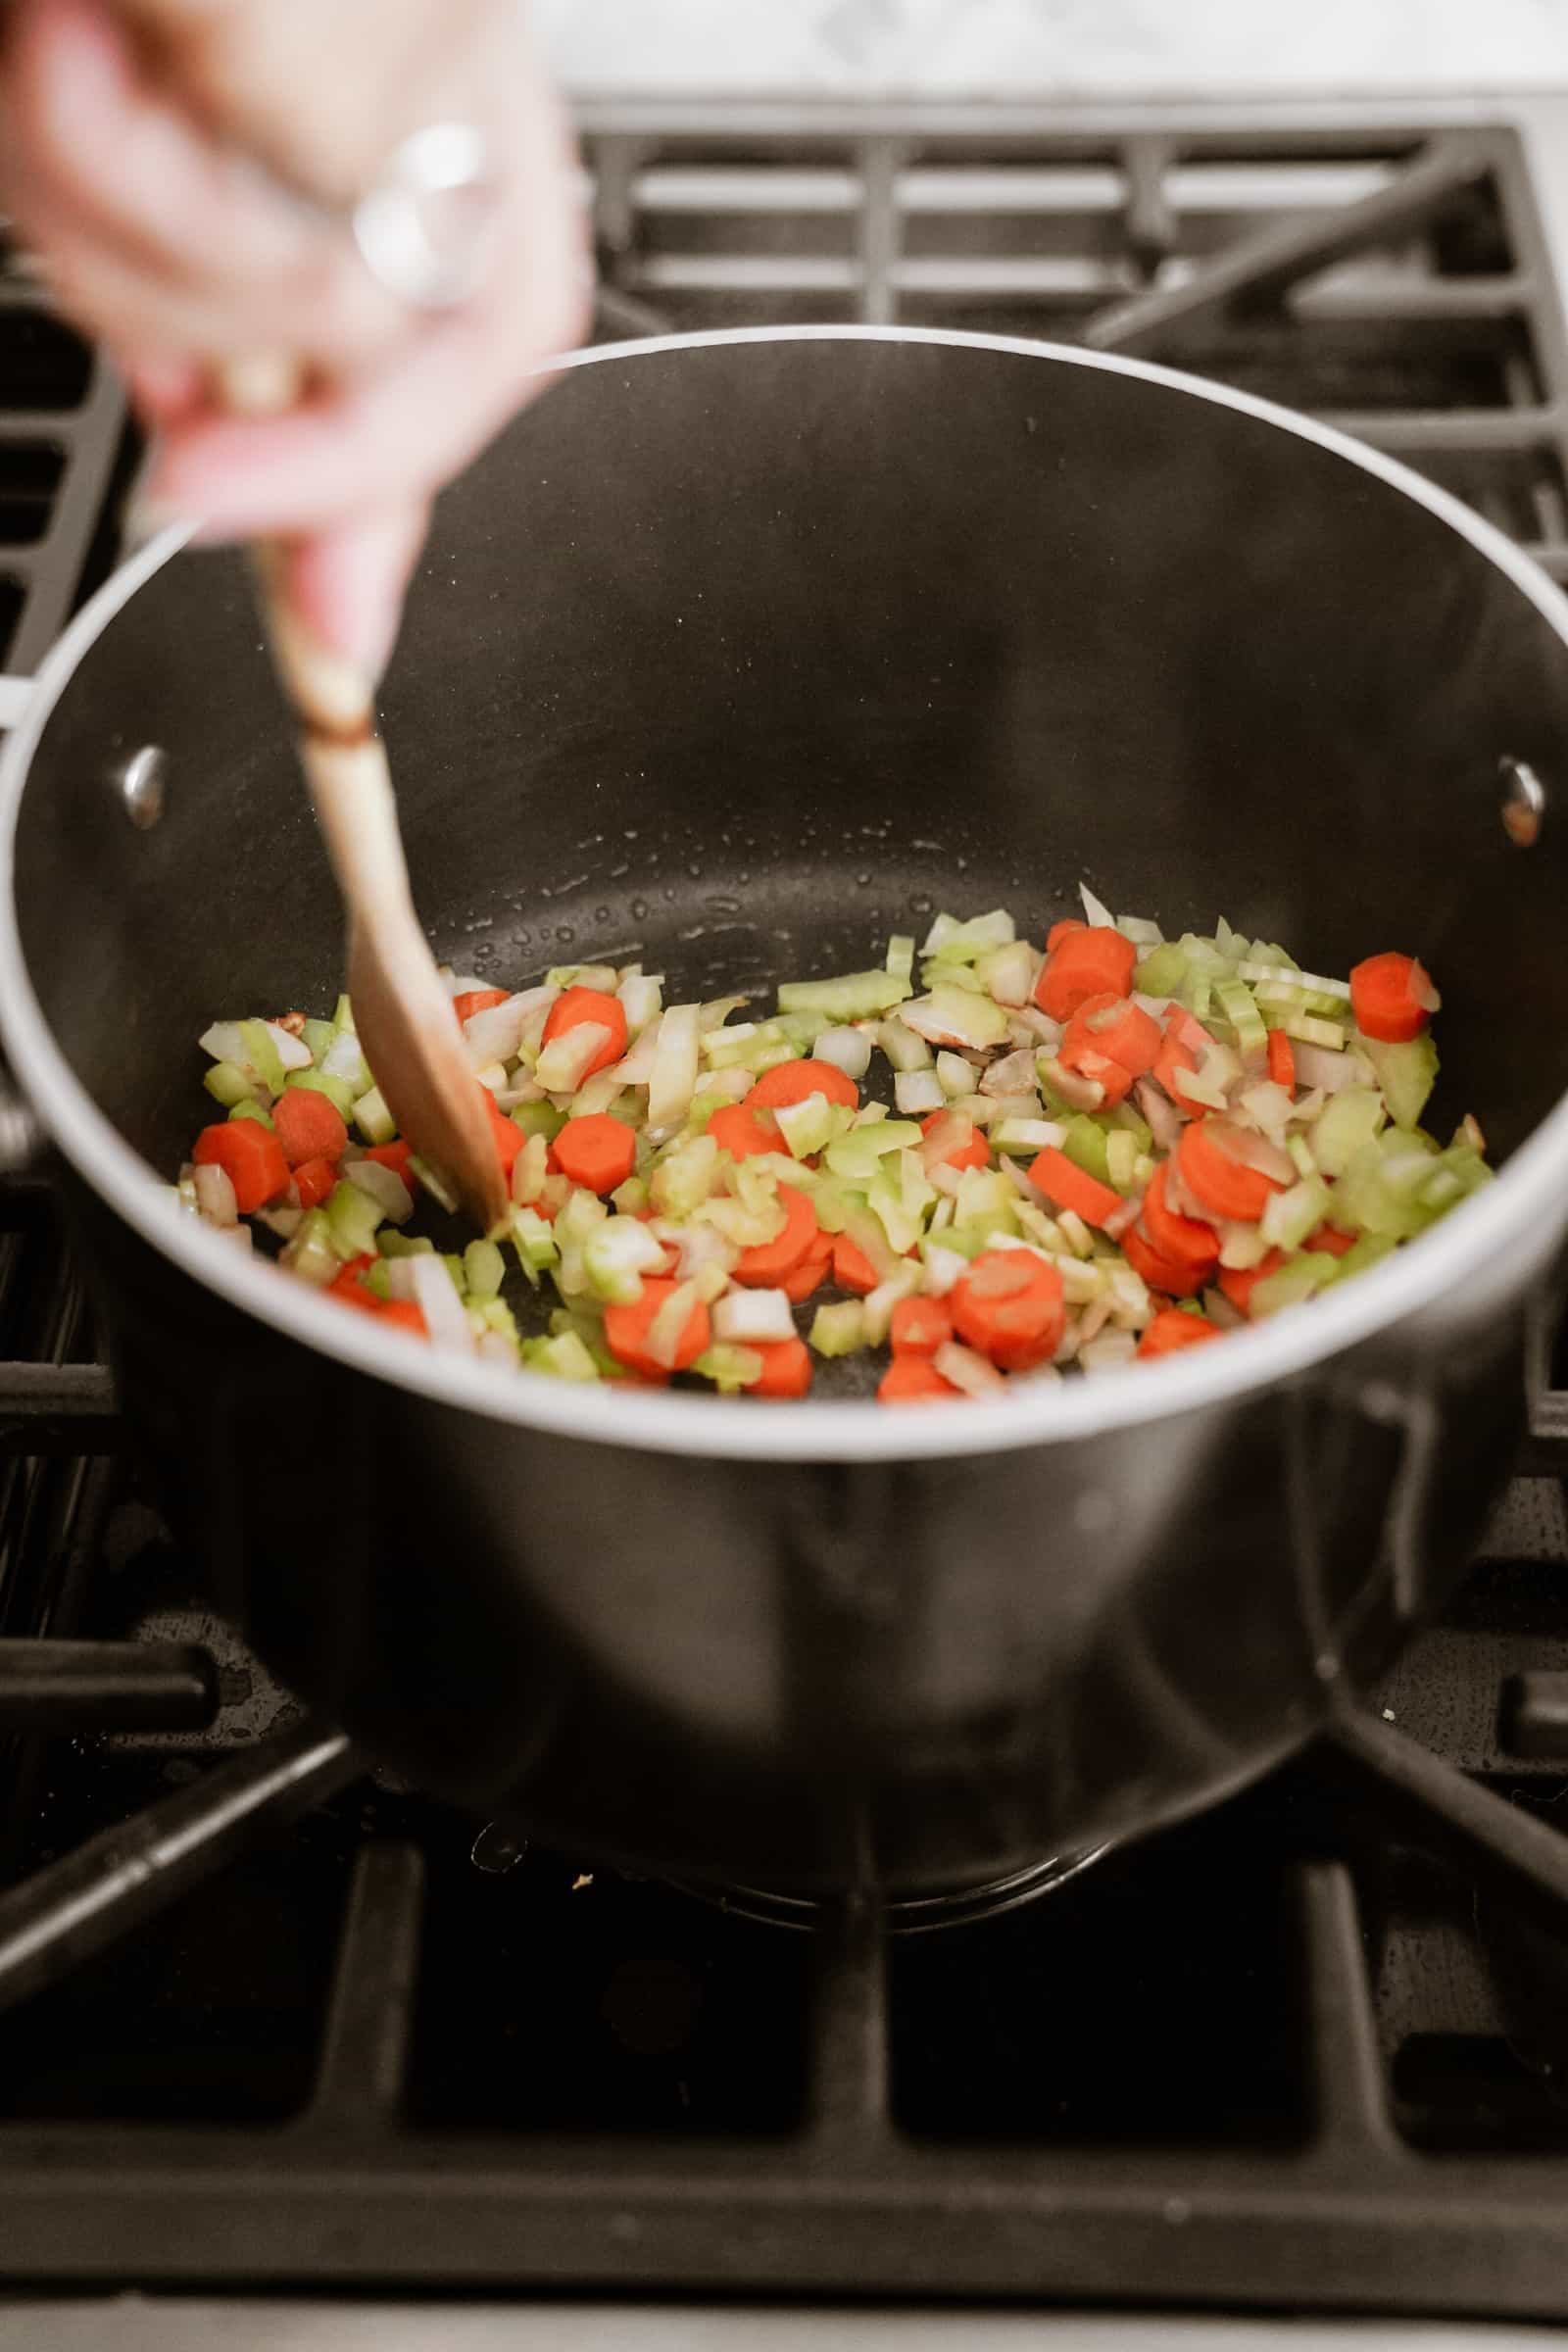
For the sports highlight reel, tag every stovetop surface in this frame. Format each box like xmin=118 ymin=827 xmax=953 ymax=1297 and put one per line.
xmin=7 ymin=101 xmax=1568 ymax=2328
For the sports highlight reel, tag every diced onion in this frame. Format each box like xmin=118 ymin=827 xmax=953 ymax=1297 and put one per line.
xmin=894 ymin=1069 xmax=946 ymax=1116
xmin=648 ymin=1003 xmax=701 ymax=1133
xmin=1133 ymin=1077 xmax=1184 ymax=1152
xmin=194 ymin=1162 xmax=237 ymax=1226
xmin=406 ymin=1255 xmax=474 ymax=1352
xmin=712 ymin=1288 xmax=795 ymax=1344
xmin=1079 ymin=882 xmax=1117 ymax=930
xmin=934 ymin=1341 xmax=1004 ymax=1396
xmin=647 ymin=1277 xmax=701 ymax=1370
xmin=921 ymin=1245 xmax=966 ymax=1296
xmin=979 ymin=1047 xmax=1039 ymax=1099
xmin=347 ymin=1157 xmax=415 ymax=1224
xmin=813 ymin=1027 xmax=872 ymax=1082
xmin=1080 ymin=1331 xmax=1138 ymax=1372
xmin=1291 ymin=1040 xmax=1373 ymax=1094
xmin=265 ymin=1020 xmax=314 ymax=1071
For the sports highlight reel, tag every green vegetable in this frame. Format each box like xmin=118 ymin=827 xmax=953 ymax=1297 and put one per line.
xmin=510 ymin=1100 xmax=567 ymax=1142
xmin=324 ymin=1179 xmax=382 ymax=1261
xmin=810 ymin=1301 xmax=867 ymax=1356
xmin=1357 ymin=1029 xmax=1440 ymax=1132
xmin=464 ymin=1239 xmax=506 ymax=1300
xmin=778 ymin=969 xmax=909 ymax=1019
xmin=204 ymin=1059 xmax=262 ymax=1110
xmin=227 ymin=1100 xmax=274 ymax=1129
xmin=285 ymin=1068 xmax=357 ymax=1122
xmin=823 ymin=1122 xmax=921 ymax=1183
xmin=1260 ymin=1173 xmax=1331 ymax=1254
xmin=1060 ymin=1115 xmax=1111 ymax=1186
xmin=301 ymin=1017 xmax=336 ymax=1063
xmin=236 ymin=1018 xmax=285 ymax=1098
xmin=1133 ymin=942 xmax=1189 ymax=998
xmin=1310 ymin=1087 xmax=1387 ymax=1179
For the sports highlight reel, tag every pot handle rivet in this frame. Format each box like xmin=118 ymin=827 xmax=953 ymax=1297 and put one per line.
xmin=111 ymin=745 xmax=168 ymax=831
xmin=1499 ymin=756 xmax=1544 ymax=847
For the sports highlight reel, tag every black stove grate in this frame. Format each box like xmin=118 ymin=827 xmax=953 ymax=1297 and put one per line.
xmin=7 ymin=115 xmax=1568 ymax=2316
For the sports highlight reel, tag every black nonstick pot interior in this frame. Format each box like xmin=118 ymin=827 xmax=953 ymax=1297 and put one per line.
xmin=17 ymin=332 xmax=1568 ymax=1200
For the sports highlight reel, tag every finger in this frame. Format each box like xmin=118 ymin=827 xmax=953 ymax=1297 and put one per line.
xmin=278 ymin=502 xmax=431 ymax=679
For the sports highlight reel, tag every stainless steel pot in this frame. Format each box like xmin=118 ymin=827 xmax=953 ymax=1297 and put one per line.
xmin=2 ymin=326 xmax=1565 ymax=1895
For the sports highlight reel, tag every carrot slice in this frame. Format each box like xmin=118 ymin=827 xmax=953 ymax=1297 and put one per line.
xmin=952 ymin=1248 xmax=1065 ymax=1372
xmin=1266 ymin=1030 xmax=1296 ymax=1091
xmin=781 ymin=1229 xmax=834 ymax=1302
xmin=1348 ymin=952 xmax=1435 ymax=1045
xmin=890 ymin=1296 xmax=953 ymax=1356
xmin=553 ymin=1112 xmax=636 ymax=1195
xmin=746 ymin=1058 xmax=859 ymax=1112
xmin=1141 ymin=1162 xmax=1221 ymax=1279
xmin=708 ymin=1102 xmax=781 ymax=1160
xmin=272 ymin=1086 xmax=348 ymax=1169
xmin=292 ymin=1155 xmax=337 ymax=1211
xmin=452 ymin=988 xmax=511 ymax=1027
xmin=1152 ymin=1029 xmax=1199 ymax=1101
xmin=1176 ymin=1118 xmax=1283 ymax=1224
xmin=603 ymin=1277 xmax=710 ymax=1376
xmin=1034 ymin=927 xmax=1136 ymax=1021
xmin=919 ymin=1111 xmax=990 ymax=1172
xmin=1217 ymin=1250 xmax=1286 ymax=1314
xmin=379 ymin=1299 xmax=429 ymax=1339
xmin=732 ymin=1184 xmax=817 ymax=1286
xmin=193 ymin=1120 xmax=290 ymax=1213
xmin=832 ymin=1234 xmax=881 ymax=1296
xmin=541 ymin=986 xmax=628 ymax=1077
xmin=484 ymin=1092 xmax=525 ymax=1176
xmin=1027 ymin=1144 xmax=1122 ymax=1230
xmin=1061 ymin=992 xmax=1161 ymax=1079
xmin=1306 ymin=1223 xmax=1356 ymax=1258
xmin=1138 ymin=1307 xmax=1223 ymax=1359
xmin=1122 ymin=1220 xmax=1208 ymax=1299
xmin=744 ymin=1337 xmax=813 ymax=1399
xmin=878 ymin=1357 xmax=962 ymax=1402
xmin=327 ymin=1254 xmax=378 ymax=1306
xmin=1047 ymin=916 xmax=1086 ymax=953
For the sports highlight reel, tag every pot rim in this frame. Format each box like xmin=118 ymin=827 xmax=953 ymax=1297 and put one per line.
xmin=2 ymin=322 xmax=1564 ymax=1463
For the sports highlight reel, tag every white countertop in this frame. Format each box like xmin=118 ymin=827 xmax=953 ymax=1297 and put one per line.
xmin=536 ymin=0 xmax=1568 ymax=99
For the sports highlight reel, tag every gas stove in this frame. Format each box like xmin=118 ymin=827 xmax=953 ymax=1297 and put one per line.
xmin=7 ymin=101 xmax=1568 ymax=2338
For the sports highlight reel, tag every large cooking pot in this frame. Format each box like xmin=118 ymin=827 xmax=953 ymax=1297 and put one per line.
xmin=1 ymin=326 xmax=1565 ymax=1897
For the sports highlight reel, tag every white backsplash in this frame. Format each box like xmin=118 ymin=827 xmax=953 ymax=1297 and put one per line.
xmin=535 ymin=0 xmax=1568 ymax=97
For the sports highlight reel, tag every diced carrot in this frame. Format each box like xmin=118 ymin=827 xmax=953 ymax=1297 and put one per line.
xmin=452 ymin=988 xmax=511 ymax=1027
xmin=541 ymin=986 xmax=628 ymax=1077
xmin=1141 ymin=1162 xmax=1221 ymax=1280
xmin=1217 ymin=1250 xmax=1286 ymax=1314
xmin=603 ymin=1277 xmax=710 ymax=1377
xmin=890 ymin=1296 xmax=953 ymax=1356
xmin=952 ymin=1248 xmax=1065 ymax=1372
xmin=1138 ymin=1307 xmax=1223 ymax=1359
xmin=708 ymin=1102 xmax=781 ymax=1160
xmin=1047 ymin=917 xmax=1086 ymax=953
xmin=380 ymin=1299 xmax=429 ymax=1339
xmin=484 ymin=1092 xmax=524 ymax=1176
xmin=328 ymin=1254 xmax=378 ymax=1305
xmin=271 ymin=1085 xmax=348 ymax=1169
xmin=781 ymin=1229 xmax=834 ymax=1302
xmin=919 ymin=1111 xmax=990 ymax=1172
xmin=832 ymin=1234 xmax=881 ymax=1295
xmin=1306 ymin=1223 xmax=1356 ymax=1258
xmin=1034 ymin=927 xmax=1136 ymax=1021
xmin=193 ymin=1120 xmax=290 ymax=1213
xmin=1266 ymin=1031 xmax=1296 ymax=1091
xmin=1061 ymin=992 xmax=1161 ymax=1080
xmin=1152 ymin=1029 xmax=1199 ymax=1102
xmin=287 ymin=1157 xmax=333 ymax=1212
xmin=1348 ymin=952 xmax=1435 ymax=1046
xmin=744 ymin=1337 xmax=813 ymax=1399
xmin=553 ymin=1112 xmax=636 ymax=1195
xmin=746 ymin=1058 xmax=859 ymax=1112
xmin=1063 ymin=1045 xmax=1132 ymax=1107
xmin=1028 ymin=1143 xmax=1122 ymax=1230
xmin=878 ymin=1357 xmax=962 ymax=1403
xmin=1176 ymin=1118 xmax=1283 ymax=1224
xmin=1122 ymin=1221 xmax=1208 ymax=1300
xmin=733 ymin=1184 xmax=818 ymax=1286
xmin=1165 ymin=1007 xmax=1214 ymax=1057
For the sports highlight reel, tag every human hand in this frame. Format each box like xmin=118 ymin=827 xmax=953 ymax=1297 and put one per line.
xmin=0 ymin=0 xmax=590 ymax=674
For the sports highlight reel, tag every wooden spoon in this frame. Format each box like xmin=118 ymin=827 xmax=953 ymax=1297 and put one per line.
xmin=220 ymin=361 xmax=507 ymax=1236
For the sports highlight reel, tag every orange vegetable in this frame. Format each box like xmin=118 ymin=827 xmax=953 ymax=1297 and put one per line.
xmin=708 ymin=1102 xmax=780 ymax=1161
xmin=1217 ymin=1250 xmax=1285 ymax=1314
xmin=832 ymin=1234 xmax=881 ymax=1296
xmin=951 ymin=1248 xmax=1065 ymax=1372
xmin=1047 ymin=916 xmax=1086 ymax=953
xmin=553 ymin=1112 xmax=636 ymax=1195
xmin=1138 ymin=1307 xmax=1223 ymax=1359
xmin=452 ymin=988 xmax=511 ymax=1027
xmin=1349 ymin=952 xmax=1435 ymax=1045
xmin=1152 ymin=1028 xmax=1199 ymax=1102
xmin=271 ymin=1085 xmax=347 ymax=1169
xmin=603 ymin=1277 xmax=710 ymax=1377
xmin=746 ymin=1058 xmax=859 ymax=1112
xmin=379 ymin=1299 xmax=429 ymax=1339
xmin=1306 ymin=1223 xmax=1356 ymax=1258
xmin=878 ymin=1357 xmax=962 ymax=1403
xmin=890 ymin=1297 xmax=953 ymax=1356
xmin=541 ymin=986 xmax=628 ymax=1077
xmin=1061 ymin=992 xmax=1161 ymax=1080
xmin=193 ymin=1119 xmax=290 ymax=1213
xmin=1266 ymin=1031 xmax=1296 ymax=1091
xmin=919 ymin=1111 xmax=990 ymax=1173
xmin=1061 ymin=1045 xmax=1132 ymax=1107
xmin=780 ymin=1229 xmax=834 ymax=1302
xmin=1122 ymin=1221 xmax=1208 ymax=1300
xmin=732 ymin=1184 xmax=818 ymax=1286
xmin=1141 ymin=1162 xmax=1221 ymax=1282
xmin=744 ymin=1337 xmax=813 ymax=1399
xmin=484 ymin=1092 xmax=525 ymax=1176
xmin=1176 ymin=1118 xmax=1283 ymax=1224
xmin=1027 ymin=1143 xmax=1122 ymax=1230
xmin=292 ymin=1155 xmax=337 ymax=1211
xmin=1034 ymin=927 xmax=1136 ymax=1021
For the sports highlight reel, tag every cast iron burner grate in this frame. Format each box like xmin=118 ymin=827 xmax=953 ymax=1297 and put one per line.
xmin=7 ymin=115 xmax=1568 ymax=2317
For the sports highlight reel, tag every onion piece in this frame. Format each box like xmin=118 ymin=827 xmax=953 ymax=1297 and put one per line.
xmin=1079 ymin=881 xmax=1116 ymax=930
xmin=1292 ymin=1039 xmax=1373 ymax=1095
xmin=1410 ymin=960 xmax=1442 ymax=1014
xmin=979 ymin=1047 xmax=1039 ymax=1099
xmin=536 ymin=1022 xmax=612 ymax=1097
xmin=712 ymin=1288 xmax=796 ymax=1344
xmin=813 ymin=1027 xmax=873 ymax=1082
xmin=1005 ymin=1005 xmax=1063 ymax=1049
xmin=618 ymin=973 xmax=662 ymax=1034
xmin=1080 ymin=1331 xmax=1138 ymax=1372
xmin=921 ymin=1244 xmax=966 ymax=1297
xmin=1133 ymin=1077 xmax=1184 ymax=1152
xmin=648 ymin=1004 xmax=702 ymax=1134
xmin=347 ymin=1157 xmax=414 ymax=1224
xmin=609 ymin=1011 xmax=663 ymax=1088
xmin=405 ymin=1255 xmax=474 ymax=1353
xmin=895 ymin=1069 xmax=946 ymax=1116
xmin=194 ymin=1163 xmax=237 ymax=1226
xmin=265 ymin=1019 xmax=314 ymax=1072
xmin=1103 ymin=1193 xmax=1143 ymax=1242
xmin=1213 ymin=1119 xmax=1297 ymax=1187
xmin=934 ymin=1341 xmax=1004 ymax=1397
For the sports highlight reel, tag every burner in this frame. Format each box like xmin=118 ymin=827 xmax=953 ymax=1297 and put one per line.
xmin=675 ymin=1847 xmax=1114 ymax=1933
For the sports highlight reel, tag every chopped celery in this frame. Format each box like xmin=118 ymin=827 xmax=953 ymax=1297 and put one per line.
xmin=774 ymin=1094 xmax=836 ymax=1160
xmin=378 ymin=1229 xmax=435 ymax=1257
xmin=236 ymin=1018 xmax=286 ymax=1097
xmin=694 ymin=1345 xmax=765 ymax=1394
xmin=1260 ymin=1173 xmax=1331 ymax=1254
xmin=332 ymin=993 xmax=356 ymax=1034
xmin=1329 ymin=1232 xmax=1397 ymax=1282
xmin=1310 ymin=1086 xmax=1387 ymax=1179
xmin=651 ymin=1134 xmax=720 ymax=1218
xmin=204 ymin=1058 xmax=262 ymax=1110
xmin=777 ymin=969 xmax=909 ymax=1019
xmin=810 ymin=1301 xmax=867 ymax=1356
xmin=1333 ymin=1137 xmax=1437 ymax=1241
xmin=1104 ymin=1128 xmax=1139 ymax=1194
xmin=583 ymin=1217 xmax=665 ymax=1304
xmin=227 ymin=1100 xmax=274 ymax=1129
xmin=510 ymin=1101 xmax=567 ymax=1142
xmin=408 ymin=1155 xmax=460 ymax=1214
xmin=921 ymin=908 xmax=1016 ymax=962
xmin=1211 ymin=977 xmax=1267 ymax=1063
xmin=464 ymin=1239 xmax=506 ymax=1300
xmin=867 ymin=1165 xmax=922 ymax=1256
xmin=280 ymin=1208 xmax=337 ymax=1287
xmin=824 ymin=1122 xmax=921 ymax=1183
xmin=520 ymin=1331 xmax=600 ymax=1382
xmin=286 ymin=1068 xmax=357 ymax=1121
xmin=301 ymin=1017 xmax=336 ymax=1063
xmin=1060 ymin=1115 xmax=1111 ymax=1186
xmin=1250 ymin=1250 xmax=1342 ymax=1317
xmin=1357 ymin=1029 xmax=1440 ymax=1132
xmin=512 ymin=1205 xmax=559 ymax=1283
xmin=994 ymin=1117 xmax=1066 ymax=1156
xmin=886 ymin=934 xmax=916 ymax=983
xmin=935 ymin=1051 xmax=976 ymax=1099
xmin=1266 ymin=1007 xmax=1348 ymax=1050
xmin=547 ymin=962 xmax=618 ymax=991
xmin=878 ymin=1018 xmax=934 ymax=1073
xmin=324 ymin=1179 xmax=382 ymax=1260
xmin=364 ymin=1258 xmax=393 ymax=1301
xmin=611 ymin=1175 xmax=649 ymax=1216
xmin=1133 ymin=942 xmax=1189 ymax=998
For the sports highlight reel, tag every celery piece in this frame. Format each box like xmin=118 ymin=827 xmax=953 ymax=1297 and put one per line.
xmin=332 ymin=994 xmax=356 ymax=1034
xmin=810 ymin=1301 xmax=867 ymax=1357
xmin=1310 ymin=1086 xmax=1387 ymax=1180
xmin=353 ymin=1086 xmax=397 ymax=1146
xmin=464 ymin=1239 xmax=506 ymax=1300
xmin=511 ymin=1205 xmax=559 ymax=1283
xmin=1260 ymin=1174 xmax=1331 ymax=1254
xmin=886 ymin=934 xmax=916 ymax=984
xmin=236 ymin=1017 xmax=285 ymax=1098
xmin=378 ymin=1230 xmax=435 ymax=1257
xmin=204 ymin=1059 xmax=260 ymax=1110
xmin=301 ymin=1017 xmax=336 ymax=1063
xmin=510 ymin=1100 xmax=566 ymax=1142
xmin=920 ymin=909 xmax=1016 ymax=962
xmin=285 ymin=1068 xmax=357 ymax=1122
xmin=1250 ymin=1250 xmax=1342 ymax=1316
xmin=1333 ymin=1139 xmax=1433 ymax=1241
xmin=1287 ymin=1134 xmax=1317 ymax=1180
xmin=778 ymin=969 xmax=910 ymax=1019
xmin=324 ymin=1179 xmax=382 ymax=1261
xmin=878 ymin=1018 xmax=934 ymax=1074
xmin=611 ymin=1175 xmax=649 ymax=1216
xmin=688 ymin=1091 xmax=730 ymax=1133
xmin=547 ymin=963 xmax=618 ymax=991
xmin=1330 ymin=1232 xmax=1397 ymax=1282
xmin=694 ymin=1344 xmax=765 ymax=1395
xmin=408 ymin=1155 xmax=460 ymax=1214
xmin=920 ymin=960 xmax=991 ymax=997
xmin=1267 ymin=1008 xmax=1348 ymax=1050
xmin=774 ymin=1094 xmax=836 ymax=1160
xmin=1060 ymin=1114 xmax=1111 ymax=1186
xmin=279 ymin=1208 xmax=338 ymax=1288
xmin=584 ymin=1217 xmax=664 ymax=1304
xmin=824 ymin=1122 xmax=921 ymax=1183
xmin=364 ymin=1258 xmax=393 ymax=1302
xmin=808 ymin=1179 xmax=858 ymax=1235
xmin=1104 ymin=1128 xmax=1139 ymax=1195
xmin=521 ymin=1331 xmax=600 ymax=1382
xmin=1133 ymin=942 xmax=1189 ymax=998
xmin=226 ymin=1100 xmax=274 ymax=1130
xmin=1357 ymin=1029 xmax=1440 ymax=1133
xmin=651 ymin=1133 xmax=721 ymax=1218
xmin=1211 ymin=978 xmax=1267 ymax=1063
xmin=867 ymin=1166 xmax=923 ymax=1256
